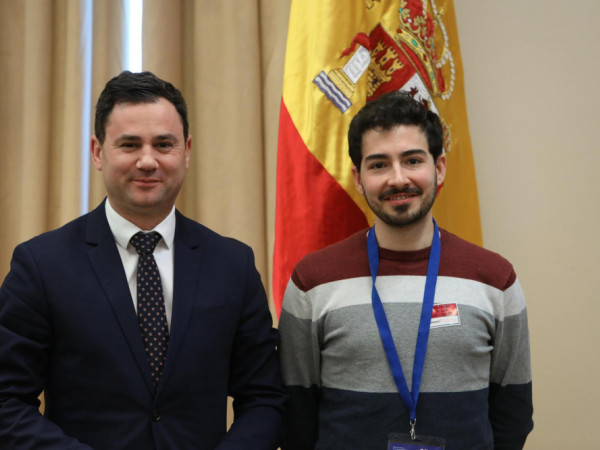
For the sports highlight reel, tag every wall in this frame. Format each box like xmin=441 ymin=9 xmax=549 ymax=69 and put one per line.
xmin=454 ymin=1 xmax=600 ymax=447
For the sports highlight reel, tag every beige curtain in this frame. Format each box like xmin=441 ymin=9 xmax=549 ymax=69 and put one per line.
xmin=0 ymin=0 xmax=84 ymax=277
xmin=143 ymin=0 xmax=291 ymax=316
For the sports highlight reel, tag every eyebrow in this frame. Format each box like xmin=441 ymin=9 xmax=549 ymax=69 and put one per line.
xmin=364 ymin=149 xmax=427 ymax=161
xmin=114 ymin=134 xmax=179 ymax=143
xmin=154 ymin=134 xmax=178 ymax=142
xmin=115 ymin=134 xmax=142 ymax=143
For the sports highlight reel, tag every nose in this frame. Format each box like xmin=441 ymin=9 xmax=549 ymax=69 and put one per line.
xmin=388 ymin=162 xmax=408 ymax=187
xmin=136 ymin=145 xmax=158 ymax=171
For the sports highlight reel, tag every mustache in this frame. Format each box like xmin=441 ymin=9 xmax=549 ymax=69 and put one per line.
xmin=379 ymin=187 xmax=422 ymax=200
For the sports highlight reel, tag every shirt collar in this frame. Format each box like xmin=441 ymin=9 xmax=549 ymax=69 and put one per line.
xmin=104 ymin=200 xmax=176 ymax=251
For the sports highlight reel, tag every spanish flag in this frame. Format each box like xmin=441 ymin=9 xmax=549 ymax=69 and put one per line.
xmin=274 ymin=0 xmax=481 ymax=315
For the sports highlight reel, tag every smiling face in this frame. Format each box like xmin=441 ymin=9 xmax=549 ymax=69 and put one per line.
xmin=91 ymin=98 xmax=191 ymax=229
xmin=352 ymin=124 xmax=446 ymax=234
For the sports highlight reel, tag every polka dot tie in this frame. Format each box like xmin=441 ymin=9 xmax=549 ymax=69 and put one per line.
xmin=130 ymin=231 xmax=169 ymax=388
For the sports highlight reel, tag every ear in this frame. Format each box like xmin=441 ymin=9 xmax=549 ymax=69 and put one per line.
xmin=352 ymin=165 xmax=364 ymax=195
xmin=184 ymin=135 xmax=192 ymax=169
xmin=90 ymin=136 xmax=103 ymax=171
xmin=435 ymin=153 xmax=446 ymax=187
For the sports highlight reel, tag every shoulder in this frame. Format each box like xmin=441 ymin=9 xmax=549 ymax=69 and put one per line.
xmin=16 ymin=208 xmax=98 ymax=252
xmin=3 ymin=209 xmax=108 ymax=286
xmin=439 ymin=229 xmax=517 ymax=291
xmin=174 ymin=211 xmax=253 ymax=257
xmin=291 ymin=230 xmax=370 ymax=292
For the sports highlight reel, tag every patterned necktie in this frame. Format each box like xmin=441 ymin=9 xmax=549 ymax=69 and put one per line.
xmin=130 ymin=231 xmax=169 ymax=387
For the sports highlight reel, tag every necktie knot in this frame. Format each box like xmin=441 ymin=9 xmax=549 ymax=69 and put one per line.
xmin=130 ymin=231 xmax=162 ymax=256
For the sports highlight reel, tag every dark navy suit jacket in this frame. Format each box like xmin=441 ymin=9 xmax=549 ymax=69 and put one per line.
xmin=0 ymin=202 xmax=286 ymax=449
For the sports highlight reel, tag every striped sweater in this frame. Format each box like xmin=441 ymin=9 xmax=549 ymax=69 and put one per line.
xmin=279 ymin=228 xmax=533 ymax=450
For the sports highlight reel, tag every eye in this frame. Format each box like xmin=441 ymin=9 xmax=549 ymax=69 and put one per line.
xmin=368 ymin=161 xmax=386 ymax=170
xmin=119 ymin=142 xmax=138 ymax=150
xmin=405 ymin=157 xmax=423 ymax=166
xmin=155 ymin=141 xmax=174 ymax=152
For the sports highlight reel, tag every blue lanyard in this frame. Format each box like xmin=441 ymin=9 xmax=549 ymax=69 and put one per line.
xmin=367 ymin=219 xmax=441 ymax=427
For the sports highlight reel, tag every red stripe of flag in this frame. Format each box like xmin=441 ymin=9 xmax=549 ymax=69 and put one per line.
xmin=273 ymin=100 xmax=368 ymax=315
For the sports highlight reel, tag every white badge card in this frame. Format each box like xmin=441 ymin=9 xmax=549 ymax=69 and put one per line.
xmin=388 ymin=433 xmax=445 ymax=450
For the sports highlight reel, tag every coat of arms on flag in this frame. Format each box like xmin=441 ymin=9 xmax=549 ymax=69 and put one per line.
xmin=313 ymin=0 xmax=455 ymax=150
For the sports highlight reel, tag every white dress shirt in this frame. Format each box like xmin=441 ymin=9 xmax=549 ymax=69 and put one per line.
xmin=104 ymin=200 xmax=175 ymax=330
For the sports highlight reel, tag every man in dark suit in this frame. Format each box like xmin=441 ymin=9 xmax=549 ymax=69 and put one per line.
xmin=0 ymin=71 xmax=286 ymax=449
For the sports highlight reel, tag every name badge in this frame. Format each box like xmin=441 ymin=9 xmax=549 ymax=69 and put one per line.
xmin=388 ymin=433 xmax=445 ymax=450
xmin=430 ymin=303 xmax=460 ymax=328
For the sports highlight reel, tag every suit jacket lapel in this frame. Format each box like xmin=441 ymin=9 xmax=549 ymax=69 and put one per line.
xmin=85 ymin=202 xmax=155 ymax=394
xmin=159 ymin=212 xmax=201 ymax=389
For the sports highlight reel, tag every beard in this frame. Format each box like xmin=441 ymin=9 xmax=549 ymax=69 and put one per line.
xmin=364 ymin=177 xmax=437 ymax=228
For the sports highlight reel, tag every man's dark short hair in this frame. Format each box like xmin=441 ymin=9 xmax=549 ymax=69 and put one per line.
xmin=348 ymin=90 xmax=444 ymax=170
xmin=94 ymin=71 xmax=189 ymax=144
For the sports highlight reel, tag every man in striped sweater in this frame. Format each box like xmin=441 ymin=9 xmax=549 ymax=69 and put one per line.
xmin=279 ymin=91 xmax=533 ymax=449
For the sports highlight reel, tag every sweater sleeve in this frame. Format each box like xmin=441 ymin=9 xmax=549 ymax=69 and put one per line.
xmin=488 ymin=276 xmax=534 ymax=449
xmin=279 ymin=277 xmax=322 ymax=449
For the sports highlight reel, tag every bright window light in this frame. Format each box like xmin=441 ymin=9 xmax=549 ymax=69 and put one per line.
xmin=124 ymin=0 xmax=143 ymax=72
xmin=80 ymin=0 xmax=93 ymax=214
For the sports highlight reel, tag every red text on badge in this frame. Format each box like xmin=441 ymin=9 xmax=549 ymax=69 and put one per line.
xmin=430 ymin=303 xmax=460 ymax=329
